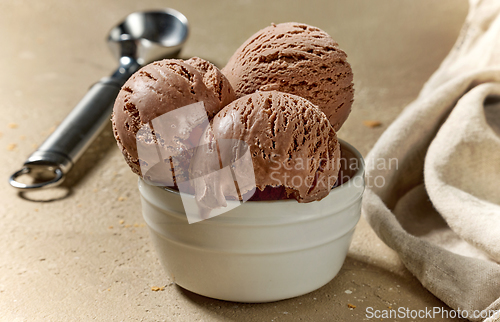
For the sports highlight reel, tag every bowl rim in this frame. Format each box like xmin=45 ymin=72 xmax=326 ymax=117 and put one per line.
xmin=153 ymin=138 xmax=364 ymax=204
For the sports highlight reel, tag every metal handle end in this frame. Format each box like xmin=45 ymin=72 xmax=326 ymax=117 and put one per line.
xmin=9 ymin=166 xmax=64 ymax=190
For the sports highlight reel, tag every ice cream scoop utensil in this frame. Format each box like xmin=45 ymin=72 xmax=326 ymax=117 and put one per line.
xmin=9 ymin=9 xmax=189 ymax=189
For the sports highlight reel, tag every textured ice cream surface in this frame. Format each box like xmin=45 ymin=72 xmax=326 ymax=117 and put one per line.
xmin=222 ymin=22 xmax=354 ymax=131
xmin=112 ymin=58 xmax=234 ymax=176
xmin=197 ymin=90 xmax=341 ymax=203
xmin=185 ymin=57 xmax=236 ymax=108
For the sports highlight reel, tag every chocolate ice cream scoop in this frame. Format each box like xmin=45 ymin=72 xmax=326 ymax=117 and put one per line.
xmin=222 ymin=22 xmax=354 ymax=131
xmin=112 ymin=58 xmax=235 ymax=176
xmin=197 ymin=90 xmax=341 ymax=203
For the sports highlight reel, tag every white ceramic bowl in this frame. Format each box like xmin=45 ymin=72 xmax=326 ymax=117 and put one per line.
xmin=139 ymin=139 xmax=364 ymax=303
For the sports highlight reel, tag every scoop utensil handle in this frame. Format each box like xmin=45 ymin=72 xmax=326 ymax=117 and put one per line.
xmin=9 ymin=67 xmax=137 ymax=189
xmin=9 ymin=8 xmax=188 ymax=189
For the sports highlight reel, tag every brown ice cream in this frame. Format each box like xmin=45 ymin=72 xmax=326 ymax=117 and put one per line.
xmin=113 ymin=23 xmax=350 ymax=206
xmin=112 ymin=58 xmax=235 ymax=176
xmin=222 ymin=22 xmax=354 ymax=131
xmin=196 ymin=91 xmax=341 ymax=203
xmin=185 ymin=57 xmax=236 ymax=108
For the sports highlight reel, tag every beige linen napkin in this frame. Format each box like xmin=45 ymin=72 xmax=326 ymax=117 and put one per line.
xmin=363 ymin=0 xmax=500 ymax=321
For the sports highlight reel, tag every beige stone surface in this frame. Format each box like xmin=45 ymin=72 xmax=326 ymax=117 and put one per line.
xmin=0 ymin=0 xmax=469 ymax=321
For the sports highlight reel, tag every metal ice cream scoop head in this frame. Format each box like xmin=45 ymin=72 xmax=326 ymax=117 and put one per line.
xmin=9 ymin=9 xmax=189 ymax=189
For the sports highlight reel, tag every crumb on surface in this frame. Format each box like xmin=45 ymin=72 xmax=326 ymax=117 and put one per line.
xmin=117 ymin=196 xmax=126 ymax=201
xmin=8 ymin=123 xmax=18 ymax=129
xmin=347 ymin=303 xmax=356 ymax=309
xmin=108 ymin=226 xmax=113 ymax=229
xmin=7 ymin=143 xmax=16 ymax=151
xmin=151 ymin=286 xmax=165 ymax=292
xmin=363 ymin=120 xmax=382 ymax=128
xmin=119 ymin=220 xmax=125 ymax=224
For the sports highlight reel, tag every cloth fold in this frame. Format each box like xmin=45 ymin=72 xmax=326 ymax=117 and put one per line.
xmin=363 ymin=0 xmax=500 ymax=321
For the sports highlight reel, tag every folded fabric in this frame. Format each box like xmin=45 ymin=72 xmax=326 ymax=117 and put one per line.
xmin=363 ymin=0 xmax=500 ymax=321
